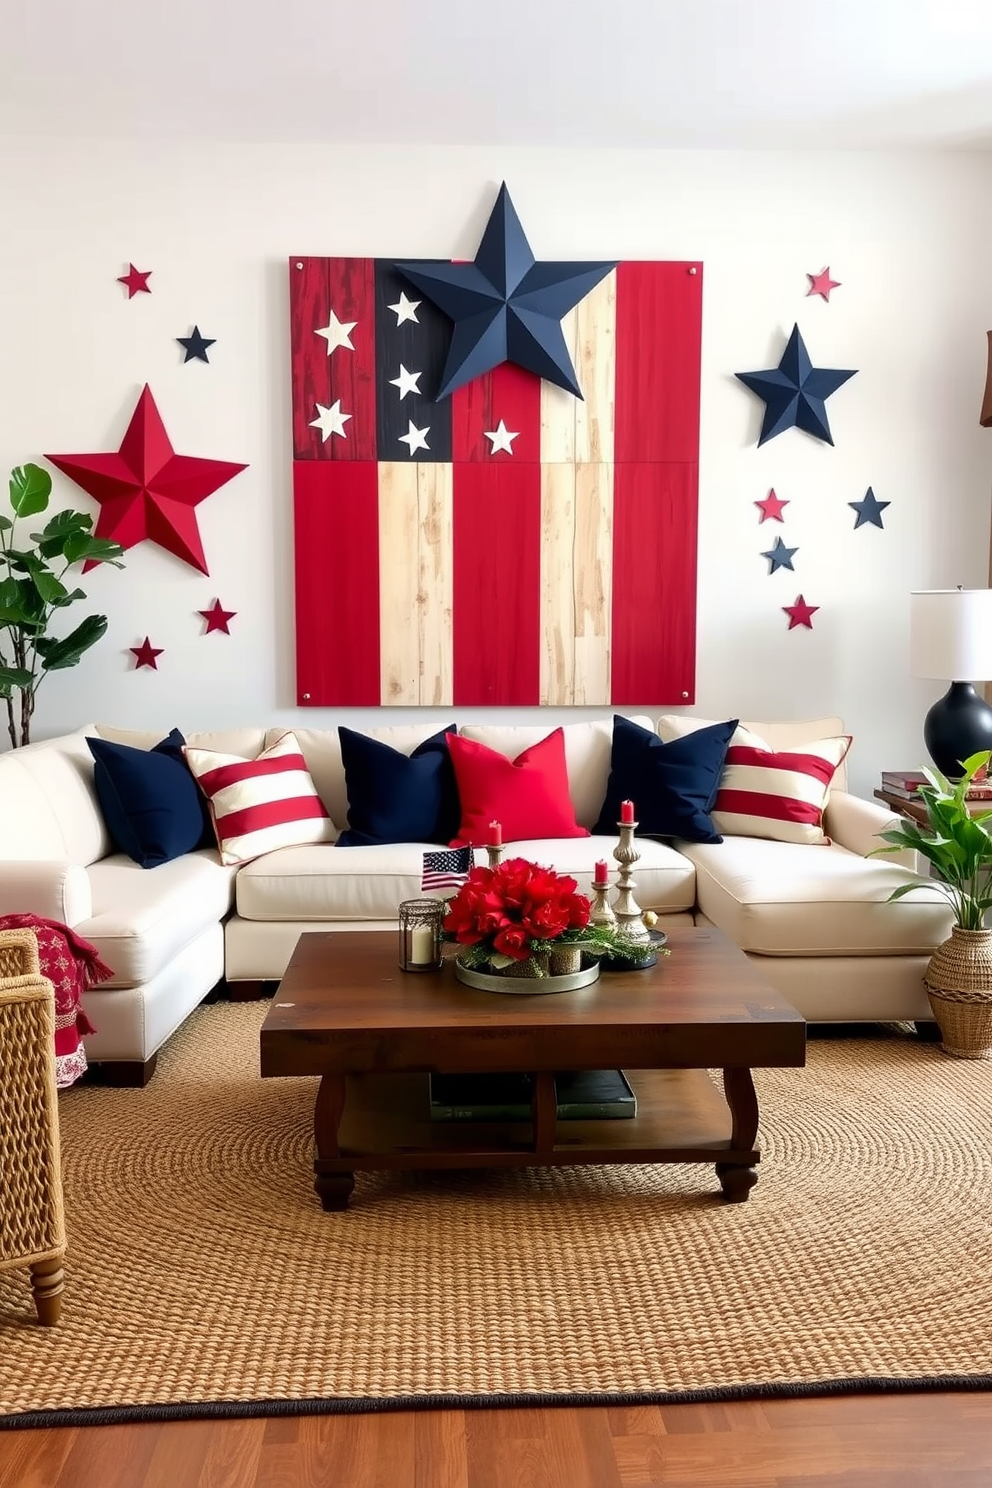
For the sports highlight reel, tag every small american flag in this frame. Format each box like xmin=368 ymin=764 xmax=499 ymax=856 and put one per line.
xmin=421 ymin=847 xmax=473 ymax=895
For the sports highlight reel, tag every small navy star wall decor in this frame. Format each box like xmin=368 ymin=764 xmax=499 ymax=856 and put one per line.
xmin=394 ymin=182 xmax=616 ymax=400
xmin=735 ymin=323 xmax=856 ymax=446
xmin=762 ymin=535 xmax=798 ymax=573
xmin=177 ymin=326 xmax=216 ymax=364
xmin=849 ymin=486 xmax=890 ymax=529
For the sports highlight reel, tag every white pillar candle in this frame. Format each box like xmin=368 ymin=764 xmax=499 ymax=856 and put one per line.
xmin=409 ymin=924 xmax=436 ymax=965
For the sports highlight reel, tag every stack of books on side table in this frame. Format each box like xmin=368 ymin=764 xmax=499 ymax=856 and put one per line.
xmin=882 ymin=769 xmax=992 ymax=801
xmin=429 ymin=1069 xmax=637 ymax=1122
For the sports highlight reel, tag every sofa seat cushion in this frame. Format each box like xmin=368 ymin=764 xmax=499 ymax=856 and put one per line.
xmin=235 ymin=837 xmax=696 ymax=922
xmin=683 ymin=837 xmax=954 ymax=957
xmin=80 ymin=850 xmax=236 ymax=987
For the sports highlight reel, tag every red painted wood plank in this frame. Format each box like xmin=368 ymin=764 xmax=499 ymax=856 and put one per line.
xmin=614 ymin=262 xmax=702 ymax=463
xmin=293 ymin=461 xmax=381 ymax=705
xmin=289 ymin=257 xmax=377 ymax=462
xmin=610 ymin=462 xmax=697 ymax=705
xmin=451 ymin=362 xmax=542 ymax=462
xmin=452 ymin=463 xmax=541 ymax=704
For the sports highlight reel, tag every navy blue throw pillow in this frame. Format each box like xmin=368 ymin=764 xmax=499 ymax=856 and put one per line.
xmin=87 ymin=729 xmax=213 ymax=868
xmin=336 ymin=725 xmax=460 ymax=846
xmin=593 ymin=715 xmax=739 ymax=843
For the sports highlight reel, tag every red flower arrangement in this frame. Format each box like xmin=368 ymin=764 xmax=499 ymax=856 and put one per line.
xmin=443 ymin=857 xmax=591 ymax=965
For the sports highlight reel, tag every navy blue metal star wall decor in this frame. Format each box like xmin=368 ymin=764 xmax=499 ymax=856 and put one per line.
xmin=394 ymin=183 xmax=616 ymax=401
xmin=735 ymin=324 xmax=856 ymax=446
xmin=761 ymin=535 xmax=798 ymax=573
xmin=849 ymin=486 xmax=890 ymax=529
xmin=177 ymin=326 xmax=216 ymax=364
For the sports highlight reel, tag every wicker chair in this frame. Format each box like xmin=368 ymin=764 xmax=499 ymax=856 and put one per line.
xmin=0 ymin=928 xmax=66 ymax=1324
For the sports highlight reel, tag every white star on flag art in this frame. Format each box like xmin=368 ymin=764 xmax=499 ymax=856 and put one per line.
xmin=315 ymin=310 xmax=356 ymax=354
xmin=483 ymin=419 xmax=518 ymax=455
xmin=309 ymin=400 xmax=351 ymax=440
xmin=398 ymin=420 xmax=430 ymax=456
xmin=387 ymin=292 xmax=420 ymax=325
xmin=389 ymin=365 xmax=422 ymax=400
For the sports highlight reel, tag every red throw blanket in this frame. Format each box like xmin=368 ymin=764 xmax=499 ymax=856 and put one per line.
xmin=0 ymin=913 xmax=112 ymax=1088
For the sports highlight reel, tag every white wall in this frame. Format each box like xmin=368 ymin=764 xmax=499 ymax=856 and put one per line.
xmin=1 ymin=140 xmax=990 ymax=798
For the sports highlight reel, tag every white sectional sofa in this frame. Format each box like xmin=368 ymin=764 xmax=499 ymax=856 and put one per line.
xmin=0 ymin=715 xmax=953 ymax=1082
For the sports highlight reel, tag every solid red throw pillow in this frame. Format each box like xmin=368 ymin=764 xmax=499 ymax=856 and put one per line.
xmin=447 ymin=729 xmax=589 ymax=845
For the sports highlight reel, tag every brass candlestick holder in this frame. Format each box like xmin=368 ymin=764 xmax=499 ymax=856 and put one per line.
xmin=589 ymin=879 xmax=617 ymax=927
xmin=613 ymin=820 xmax=655 ymax=965
xmin=486 ymin=843 xmax=505 ymax=870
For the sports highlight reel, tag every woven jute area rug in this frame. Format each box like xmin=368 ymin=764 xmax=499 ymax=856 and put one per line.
xmin=3 ymin=1004 xmax=992 ymax=1427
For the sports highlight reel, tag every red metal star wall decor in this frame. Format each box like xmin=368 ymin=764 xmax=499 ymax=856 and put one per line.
xmin=755 ymin=488 xmax=789 ymax=523
xmin=130 ymin=637 xmax=163 ymax=669
xmin=805 ymin=267 xmax=840 ymax=302
xmin=117 ymin=263 xmax=152 ymax=298
xmin=199 ymin=599 xmax=236 ymax=634
xmin=783 ymin=595 xmax=819 ymax=630
xmin=47 ymin=385 xmax=248 ymax=575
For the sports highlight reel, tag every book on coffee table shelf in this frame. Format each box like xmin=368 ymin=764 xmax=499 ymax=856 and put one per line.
xmin=428 ymin=1069 xmax=637 ymax=1122
xmin=881 ymin=770 xmax=992 ymax=801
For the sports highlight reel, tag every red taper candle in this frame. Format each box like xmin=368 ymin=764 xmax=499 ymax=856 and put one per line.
xmin=489 ymin=819 xmax=502 ymax=846
xmin=594 ymin=859 xmax=609 ymax=885
xmin=620 ymin=799 xmax=635 ymax=824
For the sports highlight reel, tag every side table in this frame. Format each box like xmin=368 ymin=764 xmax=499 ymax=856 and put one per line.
xmin=874 ymin=787 xmax=991 ymax=827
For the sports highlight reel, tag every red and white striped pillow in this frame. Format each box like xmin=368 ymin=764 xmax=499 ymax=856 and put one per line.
xmin=184 ymin=731 xmax=335 ymax=865
xmin=712 ymin=729 xmax=852 ymax=846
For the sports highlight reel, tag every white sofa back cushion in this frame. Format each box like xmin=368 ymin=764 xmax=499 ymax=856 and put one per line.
xmin=460 ymin=717 xmax=654 ymax=830
xmin=0 ymin=728 xmax=110 ymax=864
xmin=656 ymin=715 xmax=849 ymax=793
xmin=96 ymin=725 xmax=268 ymax=758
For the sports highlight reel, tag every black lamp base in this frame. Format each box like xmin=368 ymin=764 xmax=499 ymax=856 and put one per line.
xmin=923 ymin=681 xmax=992 ymax=779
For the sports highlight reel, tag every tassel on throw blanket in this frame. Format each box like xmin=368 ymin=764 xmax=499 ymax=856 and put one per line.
xmin=0 ymin=913 xmax=112 ymax=1088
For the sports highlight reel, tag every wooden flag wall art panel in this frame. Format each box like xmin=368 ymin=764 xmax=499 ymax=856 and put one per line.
xmin=289 ymin=186 xmax=702 ymax=707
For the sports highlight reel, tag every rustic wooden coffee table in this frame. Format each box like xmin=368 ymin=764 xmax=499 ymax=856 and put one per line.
xmin=260 ymin=927 xmax=805 ymax=1210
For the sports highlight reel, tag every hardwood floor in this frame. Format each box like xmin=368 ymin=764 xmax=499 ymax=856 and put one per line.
xmin=3 ymin=1394 xmax=992 ymax=1488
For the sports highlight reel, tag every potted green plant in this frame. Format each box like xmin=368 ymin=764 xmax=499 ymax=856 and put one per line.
xmin=873 ymin=750 xmax=992 ymax=1058
xmin=0 ymin=462 xmax=125 ymax=748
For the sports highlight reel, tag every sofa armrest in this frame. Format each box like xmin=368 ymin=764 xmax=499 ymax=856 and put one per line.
xmin=823 ymin=791 xmax=919 ymax=871
xmin=0 ymin=863 xmax=92 ymax=926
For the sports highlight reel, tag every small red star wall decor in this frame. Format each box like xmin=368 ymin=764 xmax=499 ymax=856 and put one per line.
xmin=805 ymin=267 xmax=840 ymax=302
xmin=130 ymin=637 xmax=163 ymax=669
xmin=783 ymin=595 xmax=819 ymax=630
xmin=199 ymin=599 xmax=236 ymax=634
xmin=47 ymin=385 xmax=248 ymax=575
xmin=755 ymin=488 xmax=789 ymax=523
xmin=117 ymin=263 xmax=152 ymax=298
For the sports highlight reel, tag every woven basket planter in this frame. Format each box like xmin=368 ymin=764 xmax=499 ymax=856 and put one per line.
xmin=924 ymin=926 xmax=992 ymax=1060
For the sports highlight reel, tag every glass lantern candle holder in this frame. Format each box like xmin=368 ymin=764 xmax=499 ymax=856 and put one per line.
xmin=398 ymin=899 xmax=445 ymax=973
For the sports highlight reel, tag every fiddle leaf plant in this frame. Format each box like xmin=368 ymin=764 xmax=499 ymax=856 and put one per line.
xmin=0 ymin=462 xmax=125 ymax=748
xmin=871 ymin=751 xmax=992 ymax=930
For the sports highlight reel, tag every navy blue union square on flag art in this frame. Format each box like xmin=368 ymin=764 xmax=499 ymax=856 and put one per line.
xmin=289 ymin=255 xmax=702 ymax=708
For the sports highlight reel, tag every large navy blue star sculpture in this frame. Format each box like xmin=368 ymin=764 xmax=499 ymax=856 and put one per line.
xmin=735 ymin=324 xmax=856 ymax=446
xmin=394 ymin=183 xmax=616 ymax=401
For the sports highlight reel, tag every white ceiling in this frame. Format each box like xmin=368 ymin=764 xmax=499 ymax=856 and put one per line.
xmin=4 ymin=0 xmax=992 ymax=148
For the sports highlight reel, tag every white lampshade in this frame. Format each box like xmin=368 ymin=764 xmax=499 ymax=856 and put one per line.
xmin=910 ymin=590 xmax=992 ymax=681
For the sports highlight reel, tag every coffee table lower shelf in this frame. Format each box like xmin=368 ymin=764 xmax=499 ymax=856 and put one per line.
xmin=312 ymin=1066 xmax=759 ymax=1210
